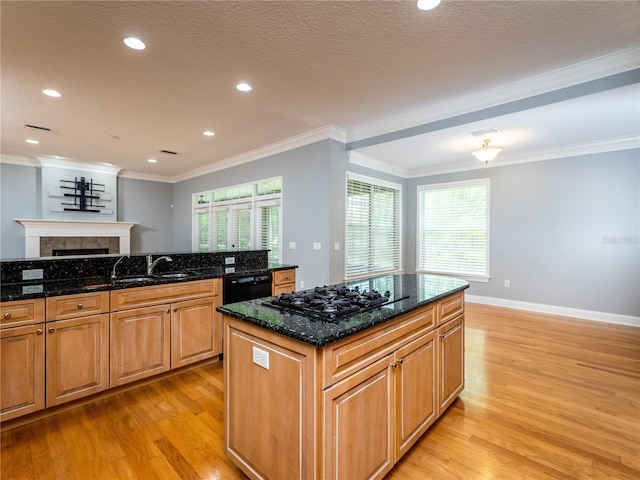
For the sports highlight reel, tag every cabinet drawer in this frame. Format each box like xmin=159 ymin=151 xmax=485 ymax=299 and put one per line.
xmin=46 ymin=291 xmax=109 ymax=321
xmin=111 ymin=279 xmax=215 ymax=311
xmin=1 ymin=298 xmax=45 ymax=329
xmin=321 ymin=304 xmax=436 ymax=389
xmin=273 ymin=269 xmax=295 ymax=286
xmin=438 ymin=291 xmax=464 ymax=325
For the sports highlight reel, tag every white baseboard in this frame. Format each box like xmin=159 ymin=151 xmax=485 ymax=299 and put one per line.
xmin=465 ymin=295 xmax=640 ymax=328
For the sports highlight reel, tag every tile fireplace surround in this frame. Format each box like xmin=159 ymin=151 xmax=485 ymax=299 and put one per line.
xmin=16 ymin=219 xmax=137 ymax=258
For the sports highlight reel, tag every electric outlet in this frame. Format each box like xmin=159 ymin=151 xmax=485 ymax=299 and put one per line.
xmin=22 ymin=269 xmax=43 ymax=280
xmin=252 ymin=346 xmax=269 ymax=369
xmin=504 ymin=280 xmax=510 ymax=287
xmin=313 ymin=242 xmax=321 ymax=250
xmin=225 ymin=256 xmax=235 ymax=265
xmin=300 ymin=280 xmax=305 ymax=289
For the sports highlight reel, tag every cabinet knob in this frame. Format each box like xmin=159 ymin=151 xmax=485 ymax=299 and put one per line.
xmin=390 ymin=362 xmax=397 ymax=368
xmin=398 ymin=358 xmax=404 ymax=365
xmin=3 ymin=312 xmax=10 ymax=319
xmin=173 ymin=308 xmax=177 ymax=312
xmin=48 ymin=327 xmax=55 ymax=333
xmin=36 ymin=328 xmax=43 ymax=335
xmin=166 ymin=309 xmax=171 ymax=314
xmin=77 ymin=303 xmax=83 ymax=310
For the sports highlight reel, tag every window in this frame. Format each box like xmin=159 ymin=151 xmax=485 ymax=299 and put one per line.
xmin=192 ymin=178 xmax=282 ymax=262
xmin=417 ymin=179 xmax=489 ymax=279
xmin=345 ymin=173 xmax=402 ymax=279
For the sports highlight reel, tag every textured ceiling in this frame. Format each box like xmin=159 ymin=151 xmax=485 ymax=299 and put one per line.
xmin=1 ymin=1 xmax=638 ymax=181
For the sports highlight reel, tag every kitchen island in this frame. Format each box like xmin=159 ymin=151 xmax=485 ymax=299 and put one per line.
xmin=218 ymin=273 xmax=468 ymax=480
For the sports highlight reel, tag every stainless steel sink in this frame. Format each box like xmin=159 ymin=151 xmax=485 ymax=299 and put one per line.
xmin=156 ymin=272 xmax=198 ymax=279
xmin=115 ymin=276 xmax=155 ymax=284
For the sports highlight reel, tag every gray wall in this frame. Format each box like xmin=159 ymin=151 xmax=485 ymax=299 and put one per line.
xmin=0 ymin=163 xmax=40 ymax=259
xmin=405 ymin=149 xmax=640 ymax=317
xmin=172 ymin=140 xmax=336 ymax=289
xmin=0 ymin=164 xmax=174 ymax=258
xmin=117 ymin=177 xmax=174 ymax=254
xmin=3 ymin=145 xmax=638 ymax=319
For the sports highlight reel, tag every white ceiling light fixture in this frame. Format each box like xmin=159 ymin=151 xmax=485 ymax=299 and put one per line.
xmin=417 ymin=0 xmax=441 ymax=11
xmin=203 ymin=130 xmax=215 ymax=137
xmin=472 ymin=139 xmax=502 ymax=164
xmin=26 ymin=139 xmax=39 ymax=144
xmin=147 ymin=158 xmax=157 ymax=163
xmin=42 ymin=89 xmax=62 ymax=98
xmin=236 ymin=82 xmax=252 ymax=92
xmin=123 ymin=36 xmax=146 ymax=50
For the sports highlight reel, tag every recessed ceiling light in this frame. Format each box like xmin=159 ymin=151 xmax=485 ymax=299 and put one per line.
xmin=236 ymin=82 xmax=252 ymax=92
xmin=417 ymin=0 xmax=441 ymax=10
xmin=42 ymin=89 xmax=62 ymax=98
xmin=124 ymin=36 xmax=146 ymax=50
xmin=26 ymin=139 xmax=39 ymax=144
xmin=203 ymin=131 xmax=215 ymax=137
xmin=148 ymin=158 xmax=157 ymax=163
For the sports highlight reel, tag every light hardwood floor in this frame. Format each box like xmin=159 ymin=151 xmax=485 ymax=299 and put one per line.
xmin=1 ymin=303 xmax=639 ymax=479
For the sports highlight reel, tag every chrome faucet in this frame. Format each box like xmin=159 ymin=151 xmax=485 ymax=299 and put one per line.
xmin=146 ymin=253 xmax=173 ymax=276
xmin=111 ymin=254 xmax=129 ymax=280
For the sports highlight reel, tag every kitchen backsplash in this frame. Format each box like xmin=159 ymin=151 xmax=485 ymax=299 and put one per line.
xmin=0 ymin=250 xmax=269 ymax=284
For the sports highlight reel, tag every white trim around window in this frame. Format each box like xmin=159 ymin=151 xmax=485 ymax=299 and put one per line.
xmin=416 ymin=178 xmax=490 ymax=282
xmin=345 ymin=172 xmax=403 ymax=280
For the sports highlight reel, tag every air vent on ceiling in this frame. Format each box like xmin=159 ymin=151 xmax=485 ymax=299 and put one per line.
xmin=160 ymin=149 xmax=178 ymax=155
xmin=24 ymin=124 xmax=52 ymax=132
xmin=470 ymin=127 xmax=500 ymax=137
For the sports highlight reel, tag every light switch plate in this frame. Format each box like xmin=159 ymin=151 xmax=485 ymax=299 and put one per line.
xmin=313 ymin=242 xmax=321 ymax=250
xmin=289 ymin=241 xmax=297 ymax=249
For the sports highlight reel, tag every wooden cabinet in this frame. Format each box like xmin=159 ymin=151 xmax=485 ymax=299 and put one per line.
xmin=438 ymin=314 xmax=464 ymax=414
xmin=323 ymin=355 xmax=395 ymax=480
xmin=272 ymin=269 xmax=296 ymax=295
xmin=223 ymin=291 xmax=464 ymax=480
xmin=110 ymin=279 xmax=222 ymax=387
xmin=394 ymin=330 xmax=437 ymax=459
xmin=45 ymin=292 xmax=110 ymax=407
xmin=110 ymin=304 xmax=171 ymax=387
xmin=171 ymin=295 xmax=221 ymax=369
xmin=0 ymin=311 xmax=45 ymax=422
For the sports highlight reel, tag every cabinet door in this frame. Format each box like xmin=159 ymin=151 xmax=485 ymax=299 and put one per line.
xmin=438 ymin=314 xmax=464 ymax=414
xmin=323 ymin=355 xmax=395 ymax=480
xmin=395 ymin=330 xmax=437 ymax=460
xmin=110 ymin=305 xmax=170 ymax=387
xmin=46 ymin=314 xmax=109 ymax=407
xmin=171 ymin=297 xmax=218 ymax=369
xmin=0 ymin=324 xmax=45 ymax=421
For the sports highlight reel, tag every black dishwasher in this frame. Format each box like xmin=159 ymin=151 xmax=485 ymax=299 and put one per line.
xmin=223 ymin=271 xmax=273 ymax=304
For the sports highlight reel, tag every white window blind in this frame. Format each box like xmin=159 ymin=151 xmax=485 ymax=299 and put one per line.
xmin=417 ymin=179 xmax=489 ymax=278
xmin=212 ymin=208 xmax=229 ymax=251
xmin=192 ymin=177 xmax=282 ymax=259
xmin=346 ymin=174 xmax=401 ymax=279
xmin=231 ymin=204 xmax=252 ymax=250
xmin=193 ymin=207 xmax=210 ymax=252
xmin=257 ymin=201 xmax=280 ymax=263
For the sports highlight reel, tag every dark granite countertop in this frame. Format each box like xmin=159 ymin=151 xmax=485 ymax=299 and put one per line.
xmin=0 ymin=263 xmax=298 ymax=302
xmin=217 ymin=273 xmax=469 ymax=347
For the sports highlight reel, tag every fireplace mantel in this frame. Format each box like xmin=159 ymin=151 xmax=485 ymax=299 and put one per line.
xmin=16 ymin=219 xmax=137 ymax=257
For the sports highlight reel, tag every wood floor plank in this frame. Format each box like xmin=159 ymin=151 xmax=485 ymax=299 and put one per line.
xmin=1 ymin=303 xmax=638 ymax=479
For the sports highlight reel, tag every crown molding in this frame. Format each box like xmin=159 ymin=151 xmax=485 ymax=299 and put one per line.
xmin=170 ymin=124 xmax=346 ymax=183
xmin=37 ymin=157 xmax=121 ymax=175
xmin=348 ymin=151 xmax=410 ymax=178
xmin=0 ymin=154 xmax=40 ymax=167
xmin=117 ymin=170 xmax=174 ymax=183
xmin=402 ymin=135 xmax=640 ymax=179
xmin=349 ymin=47 xmax=640 ymax=143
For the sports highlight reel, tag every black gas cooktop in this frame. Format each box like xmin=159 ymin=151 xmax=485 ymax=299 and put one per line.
xmin=266 ymin=285 xmax=402 ymax=321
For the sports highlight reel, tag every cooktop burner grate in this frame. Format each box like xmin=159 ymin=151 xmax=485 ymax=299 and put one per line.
xmin=266 ymin=285 xmax=398 ymax=321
